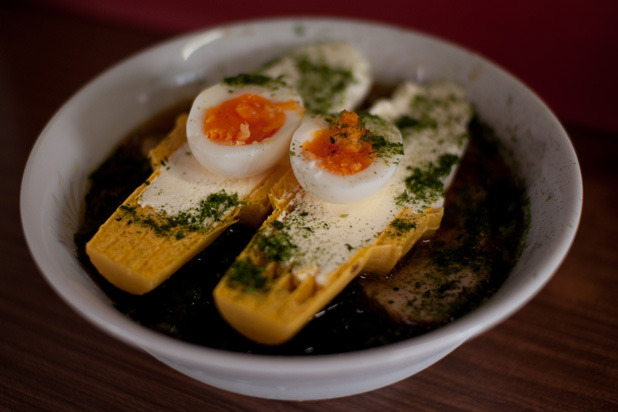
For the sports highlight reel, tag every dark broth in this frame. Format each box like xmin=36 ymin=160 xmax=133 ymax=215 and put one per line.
xmin=74 ymin=102 xmax=528 ymax=355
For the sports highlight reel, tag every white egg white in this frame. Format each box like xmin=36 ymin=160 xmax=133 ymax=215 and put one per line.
xmin=186 ymin=77 xmax=304 ymax=178
xmin=290 ymin=113 xmax=403 ymax=204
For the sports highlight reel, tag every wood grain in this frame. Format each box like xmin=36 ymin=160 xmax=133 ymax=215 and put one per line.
xmin=2 ymin=3 xmax=616 ymax=411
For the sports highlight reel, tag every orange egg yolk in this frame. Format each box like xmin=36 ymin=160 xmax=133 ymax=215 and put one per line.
xmin=204 ymin=93 xmax=300 ymax=145
xmin=302 ymin=111 xmax=374 ymax=176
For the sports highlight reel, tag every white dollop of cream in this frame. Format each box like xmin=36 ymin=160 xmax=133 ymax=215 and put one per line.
xmin=138 ymin=143 xmax=265 ymax=219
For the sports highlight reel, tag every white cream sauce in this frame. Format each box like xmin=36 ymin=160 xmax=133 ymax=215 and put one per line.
xmin=138 ymin=142 xmax=265 ymax=222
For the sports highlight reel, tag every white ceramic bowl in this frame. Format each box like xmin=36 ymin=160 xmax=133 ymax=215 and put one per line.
xmin=20 ymin=17 xmax=582 ymax=400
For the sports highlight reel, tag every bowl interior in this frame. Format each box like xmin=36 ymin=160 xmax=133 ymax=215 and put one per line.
xmin=20 ymin=18 xmax=582 ymax=400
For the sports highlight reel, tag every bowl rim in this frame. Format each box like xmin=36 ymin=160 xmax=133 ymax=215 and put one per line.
xmin=20 ymin=15 xmax=583 ymax=377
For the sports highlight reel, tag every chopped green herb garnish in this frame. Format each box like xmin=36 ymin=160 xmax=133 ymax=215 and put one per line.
xmin=295 ymin=55 xmax=354 ymax=113
xmin=390 ymin=218 xmax=417 ymax=235
xmin=294 ymin=24 xmax=305 ymax=36
xmin=227 ymin=258 xmax=268 ymax=292
xmin=396 ymin=154 xmax=460 ymax=205
xmin=118 ymin=190 xmax=244 ymax=239
xmin=270 ymin=220 xmax=285 ymax=230
xmin=223 ymin=73 xmax=284 ymax=89
xmin=253 ymin=229 xmax=297 ymax=262
xmin=396 ymin=114 xmax=438 ymax=131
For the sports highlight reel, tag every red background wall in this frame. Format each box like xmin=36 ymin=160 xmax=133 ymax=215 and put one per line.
xmin=32 ymin=0 xmax=618 ymax=132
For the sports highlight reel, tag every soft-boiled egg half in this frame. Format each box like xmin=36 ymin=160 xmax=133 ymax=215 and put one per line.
xmin=186 ymin=74 xmax=304 ymax=178
xmin=290 ymin=111 xmax=403 ymax=204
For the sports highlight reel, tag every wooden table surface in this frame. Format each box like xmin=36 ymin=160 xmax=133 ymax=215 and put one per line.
xmin=2 ymin=3 xmax=617 ymax=411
